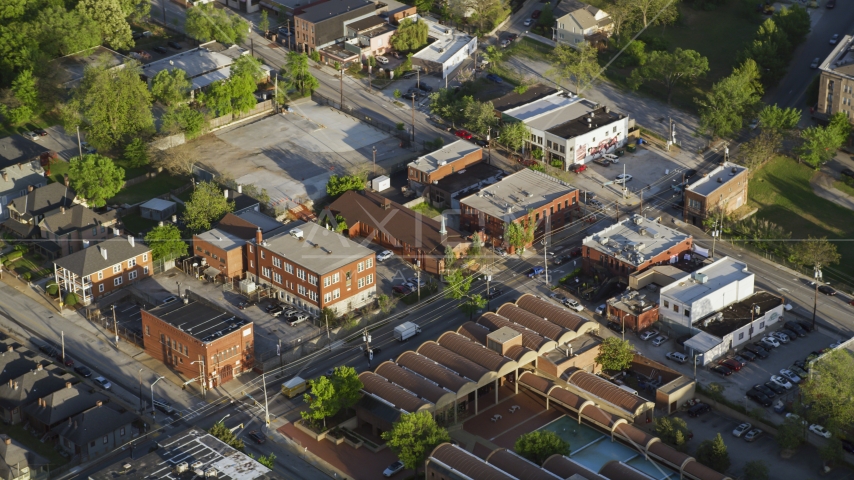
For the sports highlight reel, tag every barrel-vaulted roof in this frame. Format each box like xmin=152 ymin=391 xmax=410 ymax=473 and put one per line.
xmin=567 ymin=370 xmax=650 ymax=416
xmin=416 ymin=342 xmax=496 ymax=386
xmin=358 ymin=372 xmax=431 ymax=413
xmin=478 ymin=312 xmax=558 ymax=353
xmin=395 ymin=351 xmax=477 ymax=397
xmin=516 ymin=294 xmax=590 ymax=332
xmin=496 ymin=304 xmax=574 ymax=344
xmin=437 ymin=332 xmax=517 ymax=377
xmin=375 ymin=362 xmax=457 ymax=409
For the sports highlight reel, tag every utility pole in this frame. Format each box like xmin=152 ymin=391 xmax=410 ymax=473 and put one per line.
xmin=411 ymin=94 xmax=416 ymax=143
xmin=363 ymin=329 xmax=372 ymax=367
xmin=162 ymin=0 xmax=166 ymax=25
xmin=112 ymin=305 xmax=119 ymax=347
xmin=193 ymin=356 xmax=206 ymax=398
xmin=262 ymin=371 xmax=270 ymax=429
xmin=76 ymin=126 xmax=83 ymax=159
xmin=416 ymin=261 xmax=421 ymax=301
xmin=324 ymin=311 xmax=331 ymax=351
xmin=339 ymin=68 xmax=344 ymax=108
xmin=61 ymin=331 xmax=65 ymax=364
xmin=416 ymin=68 xmax=420 ymax=90
xmin=622 ymin=163 xmax=627 ymax=199
xmin=812 ymin=265 xmax=822 ymax=330
xmin=273 ymin=73 xmax=278 ymax=113
xmin=138 ymin=368 xmax=143 ymax=412
xmin=542 ymin=239 xmax=548 ymax=286
xmin=372 ymin=146 xmax=376 ymax=177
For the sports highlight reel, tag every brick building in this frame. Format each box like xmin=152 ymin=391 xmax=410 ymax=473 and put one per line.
xmin=606 ymin=288 xmax=660 ymax=333
xmin=683 ymin=164 xmax=748 ymax=228
xmin=459 ymin=168 xmax=580 ymax=249
xmin=816 ymin=34 xmax=854 ymax=125
xmin=192 ymin=211 xmax=285 ymax=281
xmin=408 ymin=141 xmax=483 ymax=188
xmin=582 ymin=215 xmax=693 ymax=283
xmin=53 ymin=236 xmax=152 ymax=306
xmin=141 ymin=292 xmax=255 ymax=388
xmin=293 ymin=0 xmax=375 ymax=55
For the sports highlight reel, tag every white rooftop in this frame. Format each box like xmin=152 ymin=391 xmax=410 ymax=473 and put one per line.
xmin=686 ymin=163 xmax=747 ymax=197
xmin=262 ymin=221 xmax=374 ymax=275
xmin=236 ymin=209 xmax=284 ymax=233
xmin=459 ymin=168 xmax=577 ymax=222
xmin=411 ymin=15 xmax=475 ymax=65
xmin=197 ymin=227 xmax=245 ymax=252
xmin=523 ymin=98 xmax=600 ymax=132
xmin=820 ymin=34 xmax=854 ymax=79
xmin=139 ymin=198 xmax=176 ymax=211
xmin=503 ymin=92 xmax=579 ymax=122
xmin=409 ymin=140 xmax=482 ymax=173
xmin=684 ymin=331 xmax=723 ymax=353
xmin=192 ymin=66 xmax=231 ymax=90
xmin=659 ymin=257 xmax=752 ymax=305
xmin=141 ymin=43 xmax=246 ymax=80
xmin=582 ymin=215 xmax=691 ymax=267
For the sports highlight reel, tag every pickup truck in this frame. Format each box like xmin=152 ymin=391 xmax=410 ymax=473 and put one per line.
xmin=592 ymin=157 xmax=611 ymax=167
xmin=528 ymin=266 xmax=545 ymax=278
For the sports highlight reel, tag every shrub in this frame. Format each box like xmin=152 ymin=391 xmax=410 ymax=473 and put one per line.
xmin=64 ymin=293 xmax=79 ymax=306
xmin=22 ymin=272 xmax=31 ymax=281
xmin=396 ymin=122 xmax=405 ymax=130
xmin=3 ymin=250 xmax=23 ymax=262
xmin=46 ymin=282 xmax=59 ymax=296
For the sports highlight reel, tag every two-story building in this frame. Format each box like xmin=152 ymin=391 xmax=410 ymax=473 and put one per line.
xmin=245 ymin=221 xmax=377 ymax=315
xmin=552 ymin=0 xmax=613 ymax=48
xmin=38 ymin=205 xmax=119 ymax=259
xmin=53 ymin=236 xmax=153 ymax=306
xmin=0 ymin=365 xmax=74 ymax=425
xmin=683 ymin=164 xmax=748 ymax=228
xmin=52 ymin=401 xmax=137 ymax=462
xmin=141 ymin=291 xmax=255 ymax=388
xmin=343 ymin=16 xmax=396 ymax=60
xmin=410 ymin=15 xmax=477 ymax=79
xmin=459 ymin=168 xmax=580 ymax=249
xmin=582 ymin=215 xmax=693 ymax=283
xmin=0 ymin=162 xmax=46 ymax=222
xmin=1 ymin=182 xmax=76 ymax=240
xmin=407 ymin=140 xmax=502 ymax=208
xmin=816 ymin=34 xmax=854 ymax=125
xmin=24 ymin=383 xmax=109 ymax=434
xmin=293 ymin=0 xmax=376 ymax=56
xmin=0 ymin=434 xmax=48 ymax=480
xmin=193 ymin=210 xmax=286 ymax=281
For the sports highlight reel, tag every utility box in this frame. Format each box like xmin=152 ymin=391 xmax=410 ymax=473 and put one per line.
xmin=371 ymin=175 xmax=391 ymax=192
xmin=239 ymin=279 xmax=256 ymax=294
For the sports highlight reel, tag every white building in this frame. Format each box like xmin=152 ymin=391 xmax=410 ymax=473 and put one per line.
xmin=504 ymin=95 xmax=631 ymax=170
xmin=658 ymin=257 xmax=754 ymax=329
xmin=410 ymin=15 xmax=477 ymax=79
xmin=553 ymin=0 xmax=613 ymax=48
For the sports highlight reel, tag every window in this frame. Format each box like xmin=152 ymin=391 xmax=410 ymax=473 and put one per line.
xmin=143 ymin=253 xmax=148 ymax=262
xmin=345 ymin=271 xmax=351 ymax=286
xmin=129 ymin=270 xmax=138 ymax=280
xmin=298 ymin=285 xmax=306 ymax=296
xmin=332 ymin=289 xmax=340 ymax=300
xmin=285 ymin=263 xmax=293 ymax=274
xmin=358 ymin=278 xmax=365 ymax=288
xmin=673 ymin=305 xmax=679 ymax=313
xmin=663 ymin=300 xmax=669 ymax=308
xmin=92 ymin=226 xmax=98 ymax=236
xmin=103 ymin=436 xmax=108 ymax=444
xmin=357 ymin=261 xmax=364 ymax=272
xmin=143 ymin=266 xmax=149 ymax=275
xmin=296 ymin=269 xmax=306 ymax=280
xmin=324 ymin=292 xmax=331 ymax=303
xmin=248 ymin=245 xmax=253 ymax=253
xmin=688 ymin=198 xmax=702 ymax=211
xmin=261 ymin=251 xmax=265 ymax=259
xmin=273 ymin=272 xmax=282 ymax=284
xmin=324 ymin=276 xmax=331 ymax=287
xmin=112 ymin=265 xmax=121 ymax=274
xmin=261 ymin=267 xmax=271 ymax=278
xmin=684 ymin=309 xmax=690 ymax=317
xmin=760 ymin=321 xmax=765 ymax=329
xmin=738 ymin=332 xmax=744 ymax=340
xmin=98 ymin=271 xmax=103 ymax=280
xmin=308 ymin=274 xmax=318 ymax=285
xmin=114 ymin=276 xmax=123 ymax=286
xmin=366 ymin=258 xmax=373 ymax=269
xmin=367 ymin=274 xmax=374 ymax=285
xmin=127 ymin=258 xmax=136 ymax=268
xmin=332 ymin=272 xmax=340 ymax=284
xmin=273 ymin=257 xmax=281 ymax=268
xmin=146 ymin=326 xmax=150 ymax=336
xmin=99 ymin=284 xmax=105 ymax=293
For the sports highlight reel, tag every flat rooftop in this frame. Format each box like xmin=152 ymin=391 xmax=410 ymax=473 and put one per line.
xmin=524 ymin=99 xmax=602 ymax=133
xmin=346 ymin=15 xmax=386 ymax=31
xmin=609 ymin=285 xmax=659 ymax=317
xmin=297 ymin=0 xmax=374 ymax=23
xmin=196 ymin=227 xmax=245 ymax=252
xmin=492 ymin=84 xmax=561 ymax=112
xmin=412 ymin=16 xmax=474 ymax=64
xmin=583 ymin=215 xmax=691 ymax=267
xmin=141 ymin=42 xmax=245 ymax=80
xmin=262 ymin=221 xmax=374 ymax=275
xmin=409 ymin=140 xmax=482 ymax=173
xmin=546 ymin=106 xmax=625 ymax=140
xmin=438 ymin=162 xmax=504 ymax=197
xmin=686 ymin=163 xmax=748 ymax=197
xmin=460 ymin=168 xmax=577 ymax=222
xmin=88 ymin=428 xmax=278 ymax=480
xmin=147 ymin=296 xmax=251 ymax=343
xmin=820 ymin=34 xmax=854 ymax=79
xmin=660 ymin=257 xmax=752 ymax=305
xmin=503 ymin=93 xmax=580 ymax=123
xmin=698 ymin=291 xmax=784 ymax=338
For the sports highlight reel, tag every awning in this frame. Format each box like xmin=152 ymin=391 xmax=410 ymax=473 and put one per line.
xmin=692 ymin=244 xmax=709 ymax=257
xmin=684 ymin=331 xmax=722 ymax=353
xmin=204 ymin=267 xmax=222 ymax=277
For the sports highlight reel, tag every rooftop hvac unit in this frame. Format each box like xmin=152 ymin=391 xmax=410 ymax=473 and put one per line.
xmin=438 ymin=160 xmax=447 ymax=165
xmin=191 ymin=461 xmax=204 ymax=470
xmin=174 ymin=462 xmax=189 ymax=474
xmin=598 ymin=236 xmax=609 ymax=246
xmin=633 ymin=215 xmax=643 ymax=225
xmin=239 ymin=278 xmax=257 ymax=294
xmin=691 ymin=272 xmax=708 ymax=284
xmin=205 ymin=468 xmax=218 ymax=477
xmin=289 ymin=228 xmax=304 ymax=239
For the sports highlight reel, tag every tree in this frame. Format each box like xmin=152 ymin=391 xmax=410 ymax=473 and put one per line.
xmin=595 ymin=337 xmax=634 ymax=372
xmin=209 ymin=421 xmax=245 ymax=451
xmin=282 ymin=51 xmax=320 ymax=96
xmin=377 ymin=293 xmax=394 ymax=314
xmin=629 ymin=48 xmax=709 ymax=105
xmin=326 ymin=174 xmax=366 ymax=197
xmin=0 ymin=24 xmax=38 ymax=87
xmin=161 ymin=104 xmax=207 ymax=138
xmin=695 ymin=434 xmax=730 ymax=473
xmin=743 ymin=460 xmax=769 ymax=480
xmin=696 ymin=59 xmax=763 ymax=138
xmin=183 ymin=181 xmax=235 ymax=233
xmin=185 ymin=3 xmax=248 ymax=44
xmin=301 ymin=375 xmax=337 ymax=429
xmin=736 ymin=131 xmax=781 ymax=173
xmin=773 ymin=5 xmax=810 ymax=46
xmin=800 ymin=349 xmax=854 ymax=430
xmin=499 ymin=121 xmax=529 ymax=152
xmin=123 ymin=138 xmax=149 ymax=168
xmin=331 ymin=366 xmax=363 ymax=411
xmin=382 ymin=411 xmax=450 ymax=475
xmin=461 ymin=98 xmax=497 ymax=134
xmin=758 ymin=104 xmax=801 ymax=134
xmin=655 ymin=417 xmax=691 ymax=452
xmin=537 ymin=4 xmax=554 ymax=29
xmin=415 ymin=0 xmax=433 ymax=14
xmin=36 ymin=7 xmax=102 ymax=57
xmin=151 ymin=69 xmax=192 ymax=106
xmin=776 ymin=415 xmax=806 ymax=450
xmin=391 ymin=18 xmax=429 ymax=52
xmin=3 ymin=69 xmax=39 ymax=124
xmin=62 ymin=60 xmax=154 ymax=150
xmin=119 ymin=0 xmax=150 ymax=22
xmin=444 ymin=245 xmax=457 ymax=272
xmin=259 ymin=10 xmax=270 ymax=36
xmin=144 ymin=224 xmax=188 ymax=261
xmin=443 ymin=269 xmax=473 ymax=301
xmin=257 ymin=453 xmax=275 ymax=469
xmin=460 ymin=293 xmax=487 ymax=319
xmin=547 ymin=43 xmax=600 ymax=95
xmin=200 ymin=55 xmax=262 ymax=117
xmin=75 ymin=0 xmax=133 ymax=51
xmin=0 ymin=0 xmax=25 ymax=20
xmin=153 ymin=143 xmax=199 ymax=176
xmin=468 ymin=234 xmax=482 ymax=257
xmin=515 ymin=430 xmax=570 ymax=465
xmin=633 ymin=0 xmax=678 ymax=28
xmin=68 ymin=155 xmax=125 ymax=207
xmin=607 ymin=0 xmax=636 ymax=39
xmin=465 ymin=0 xmax=510 ymax=32
xmin=504 ymin=211 xmax=535 ymax=253
xmin=796 ymin=113 xmax=849 ymax=168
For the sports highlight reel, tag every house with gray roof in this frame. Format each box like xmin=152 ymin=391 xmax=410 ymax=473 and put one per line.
xmin=553 ymin=0 xmax=613 ymax=48
xmin=52 ymin=401 xmax=138 ymax=462
xmin=38 ymin=205 xmax=120 ymax=259
xmin=24 ymin=383 xmax=109 ymax=434
xmin=0 ymin=434 xmax=48 ymax=480
xmin=0 ymin=365 xmax=75 ymax=425
xmin=0 ymin=344 xmax=50 ymax=387
xmin=0 ymin=160 xmax=46 ymax=223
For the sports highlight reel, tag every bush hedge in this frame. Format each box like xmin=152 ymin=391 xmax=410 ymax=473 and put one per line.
xmin=64 ymin=293 xmax=79 ymax=306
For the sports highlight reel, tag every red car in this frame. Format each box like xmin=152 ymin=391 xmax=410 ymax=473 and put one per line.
xmin=719 ymin=358 xmax=741 ymax=371
xmin=532 ymin=9 xmax=541 ymax=18
xmin=570 ymin=163 xmax=587 ymax=173
xmin=455 ymin=129 xmax=473 ymax=140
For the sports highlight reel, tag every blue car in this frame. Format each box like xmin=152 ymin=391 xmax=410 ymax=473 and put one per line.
xmin=486 ymin=73 xmax=503 ymax=83
xmin=528 ymin=266 xmax=544 ymax=278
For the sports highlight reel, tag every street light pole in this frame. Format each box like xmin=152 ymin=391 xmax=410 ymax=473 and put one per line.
xmin=363 ymin=329 xmax=372 ymax=367
xmin=340 ymin=68 xmax=344 ymax=108
xmin=112 ymin=305 xmax=119 ymax=347
xmin=150 ymin=376 xmax=165 ymax=420
xmin=138 ymin=368 xmax=143 ymax=412
xmin=372 ymin=146 xmax=376 ymax=177
xmin=812 ymin=265 xmax=822 ymax=330
xmin=542 ymin=239 xmax=548 ymax=286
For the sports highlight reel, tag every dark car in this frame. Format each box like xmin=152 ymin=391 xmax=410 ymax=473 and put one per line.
xmin=35 ymin=129 xmax=48 ymax=136
xmin=237 ymin=300 xmax=256 ymax=310
xmin=818 ymin=285 xmax=837 ymax=296
xmin=74 ymin=365 xmax=92 ymax=378
xmin=842 ymin=168 xmax=854 ymax=179
xmin=58 ymin=354 xmax=74 ymax=367
xmin=784 ymin=321 xmax=807 ymax=336
xmin=796 ymin=321 xmax=813 ymax=332
xmin=684 ymin=169 xmax=698 ymax=179
xmin=153 ymin=46 xmax=168 ymax=54
xmin=719 ymin=359 xmax=742 ymax=371
xmin=531 ymin=9 xmax=541 ymax=18
xmin=744 ymin=344 xmax=769 ymax=359
xmin=711 ymin=365 xmax=733 ymax=377
xmin=746 ymin=390 xmax=772 ymax=407
xmin=780 ymin=328 xmax=799 ymax=341
xmin=753 ymin=384 xmax=776 ymax=398
xmin=688 ymin=402 xmax=711 ymax=418
xmin=739 ymin=350 xmax=757 ymax=361
xmin=487 ymin=288 xmax=503 ymax=299
xmin=485 ymin=73 xmax=503 ymax=83
xmin=507 ymin=33 xmax=518 ymax=42
xmin=568 ymin=247 xmax=582 ymax=258
xmin=392 ymin=285 xmax=413 ymax=295
xmin=247 ymin=431 xmax=266 ymax=444
xmin=364 ymin=347 xmax=382 ymax=357
xmin=842 ymin=439 xmax=854 ymax=454
xmin=764 ymin=381 xmax=785 ymax=395
xmin=827 ymin=0 xmax=836 ymax=8
xmin=168 ymin=41 xmax=182 ymax=49
xmin=417 ymin=83 xmax=433 ymax=93
xmin=606 ymin=321 xmax=622 ymax=333
xmin=401 ymin=71 xmax=417 ymax=79
xmin=473 ymin=139 xmax=488 ymax=147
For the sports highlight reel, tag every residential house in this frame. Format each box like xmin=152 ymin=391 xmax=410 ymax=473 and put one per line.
xmin=0 ymin=162 xmax=46 ymax=222
xmin=53 ymin=401 xmax=137 ymax=462
xmin=226 ymin=187 xmax=262 ymax=215
xmin=38 ymin=205 xmax=119 ymax=259
xmin=0 ymin=136 xmax=48 ymax=172
xmin=53 ymin=236 xmax=153 ymax=306
xmin=581 ymin=215 xmax=693 ymax=283
xmin=139 ymin=198 xmax=178 ymax=222
xmin=553 ymin=0 xmax=613 ymax=48
xmin=683 ymin=164 xmax=748 ymax=228
xmin=23 ymin=382 xmax=109 ymax=434
xmin=141 ymin=291 xmax=254 ymax=387
xmin=193 ymin=210 xmax=285 ymax=280
xmin=1 ymin=183 xmax=75 ymax=240
xmin=0 ymin=344 xmax=50 ymax=387
xmin=816 ymin=34 xmax=854 ymax=125
xmin=327 ymin=190 xmax=469 ymax=275
xmin=0 ymin=434 xmax=48 ymax=480
xmin=141 ymin=42 xmax=251 ymax=96
xmin=411 ymin=15 xmax=477 ymax=79
xmin=244 ymin=221 xmax=377 ymax=315
xmin=460 ymin=168 xmax=580 ymax=249
xmin=293 ymin=0 xmax=376 ymax=56
xmin=0 ymin=365 xmax=74 ymax=425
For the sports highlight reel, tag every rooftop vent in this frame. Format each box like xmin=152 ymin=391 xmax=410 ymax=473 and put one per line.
xmin=717 ymin=177 xmax=723 ymax=183
xmin=633 ymin=215 xmax=643 ymax=225
xmin=691 ymin=272 xmax=708 ymax=284
xmin=438 ymin=160 xmax=447 ymax=166
xmin=289 ymin=228 xmax=304 ymax=239
xmin=175 ymin=462 xmax=189 ymax=474
xmin=598 ymin=236 xmax=609 ymax=246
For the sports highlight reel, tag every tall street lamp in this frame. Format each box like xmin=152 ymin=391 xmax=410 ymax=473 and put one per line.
xmin=150 ymin=376 xmax=165 ymax=420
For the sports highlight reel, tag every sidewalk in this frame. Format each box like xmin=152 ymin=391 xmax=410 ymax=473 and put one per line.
xmin=810 ymin=171 xmax=854 ymax=211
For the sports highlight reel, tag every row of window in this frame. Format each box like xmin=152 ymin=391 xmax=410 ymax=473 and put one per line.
xmin=662 ymin=299 xmax=691 ymax=317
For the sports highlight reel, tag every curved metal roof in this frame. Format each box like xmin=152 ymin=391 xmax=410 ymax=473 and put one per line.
xmin=395 ymin=351 xmax=477 ymax=396
xmin=549 ymin=385 xmax=587 ymax=411
xmin=615 ymin=423 xmax=658 ymax=451
xmin=542 ymin=455 xmax=608 ymax=480
xmin=437 ymin=332 xmax=517 ymax=376
xmin=648 ymin=441 xmax=693 ymax=471
xmin=516 ymin=294 xmax=590 ymax=332
xmin=429 ymin=444 xmax=516 ymax=480
xmin=417 ymin=342 xmax=496 ymax=386
xmin=457 ymin=322 xmax=490 ymax=345
xmin=568 ymin=371 xmax=650 ymax=415
xmin=358 ymin=372 xmax=432 ymax=413
xmin=504 ymin=345 xmax=538 ymax=366
xmin=580 ymin=403 xmax=618 ymax=428
xmin=496 ymin=304 xmax=574 ymax=344
xmin=375 ymin=362 xmax=457 ymax=409
xmin=599 ymin=460 xmax=656 ymax=480
xmin=477 ymin=312 xmax=558 ymax=353
xmin=683 ymin=460 xmax=732 ymax=480
xmin=518 ymin=371 xmax=552 ymax=394
xmin=485 ymin=449 xmax=562 ymax=480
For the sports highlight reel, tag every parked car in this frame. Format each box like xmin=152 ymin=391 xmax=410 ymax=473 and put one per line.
xmin=780 ymin=329 xmax=799 ymax=341
xmin=732 ymin=356 xmax=748 ymax=367
xmin=652 ymin=335 xmax=669 ymax=347
xmin=711 ymin=365 xmax=733 ymax=377
xmin=784 ymin=321 xmax=807 ymax=337
xmin=639 ymin=329 xmax=658 ymax=341
xmin=842 ymin=440 xmax=854 ymax=454
xmin=485 ymin=73 xmax=503 ymax=83
xmin=746 ymin=390 xmax=772 ymax=407
xmin=811 ymin=57 xmax=820 ymax=69
xmin=564 ymin=299 xmax=584 ymax=312
xmin=377 ymin=250 xmax=393 ymax=261
xmin=841 ymin=168 xmax=854 ymax=179
xmin=400 ymin=71 xmax=417 ymax=79
xmin=153 ymin=398 xmax=176 ymax=415
xmin=416 ymin=83 xmax=433 ymax=92
xmin=827 ymin=0 xmax=836 ymax=7
xmin=769 ymin=375 xmax=793 ymax=390
xmin=606 ymin=321 xmax=622 ymax=333
xmin=810 ymin=424 xmax=832 ymax=439
xmin=168 ymin=41 xmax=182 ymax=49
xmin=666 ymin=352 xmax=687 ymax=364
xmin=759 ymin=336 xmax=779 ymax=348
xmin=375 ymin=55 xmax=389 ymax=64
xmin=455 ymin=129 xmax=473 ymax=140
xmin=487 ymin=288 xmax=503 ymax=299
xmin=528 ymin=266 xmax=544 ymax=278
xmin=789 ymin=364 xmax=808 ymax=378
xmin=74 ymin=365 xmax=92 ymax=378
xmin=247 ymin=431 xmax=267 ymax=444
xmin=753 ymin=384 xmax=776 ymax=398
xmin=364 ymin=346 xmax=382 ymax=357
xmin=744 ymin=428 xmax=763 ymax=442
xmin=523 ymin=18 xmax=532 ymax=26
xmin=763 ymin=381 xmax=785 ymax=395
xmin=93 ymin=376 xmax=112 ymax=390
xmin=830 ymin=34 xmax=840 ymax=44
xmin=153 ymin=45 xmax=168 ymax=54
xmin=733 ymin=422 xmax=752 ymax=437
xmin=744 ymin=344 xmax=769 ymax=358
xmin=795 ymin=321 xmax=813 ymax=332
xmin=688 ymin=402 xmax=711 ymax=418
xmin=269 ymin=305 xmax=285 ymax=317
xmin=771 ymin=332 xmax=790 ymax=344
xmin=739 ymin=350 xmax=757 ymax=361
xmin=779 ymin=369 xmax=802 ymax=384
xmin=818 ymin=285 xmax=837 ymax=296
xmin=615 ymin=174 xmax=633 ymax=184
xmin=288 ymin=314 xmax=310 ymax=326
xmin=23 ymin=131 xmax=40 ymax=141
xmin=35 ymin=129 xmax=47 ymax=136
xmin=531 ymin=9 xmax=541 ymax=18
xmin=786 ymin=413 xmax=807 ymax=425
xmin=719 ymin=358 xmax=742 ymax=371
xmin=237 ymin=300 xmax=256 ymax=310
xmin=383 ymin=461 xmax=404 ymax=477
xmin=595 ymin=304 xmax=606 ymax=315
xmin=570 ymin=163 xmax=587 ymax=173
xmin=392 ymin=285 xmax=413 ymax=295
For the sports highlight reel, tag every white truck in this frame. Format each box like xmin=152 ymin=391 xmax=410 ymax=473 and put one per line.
xmin=394 ymin=322 xmax=421 ymax=342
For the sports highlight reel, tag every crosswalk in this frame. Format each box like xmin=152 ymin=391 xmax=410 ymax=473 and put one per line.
xmin=177 ymin=400 xmax=209 ymax=420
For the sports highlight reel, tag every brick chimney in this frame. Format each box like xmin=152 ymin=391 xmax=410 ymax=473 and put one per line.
xmin=3 ymin=437 xmax=10 ymax=445
xmin=36 ymin=364 xmax=43 ymax=371
xmin=101 ymin=247 xmax=107 ymax=261
xmin=64 ymin=174 xmax=69 ymax=186
xmin=27 ymin=185 xmax=33 ymax=192
xmin=66 ymin=381 xmax=72 ymax=389
xmin=256 ymin=227 xmax=262 ymax=245
xmin=1 ymin=171 xmax=6 ymax=182
xmin=129 ymin=236 xmax=135 ymax=248
xmin=96 ymin=400 xmax=103 ymax=407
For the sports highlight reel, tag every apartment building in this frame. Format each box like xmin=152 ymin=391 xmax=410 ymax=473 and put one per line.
xmin=683 ymin=164 xmax=749 ymax=227
xmin=293 ymin=0 xmax=376 ymax=55
xmin=53 ymin=236 xmax=153 ymax=306
xmin=817 ymin=34 xmax=854 ymax=124
xmin=244 ymin=221 xmax=377 ymax=315
xmin=141 ymin=292 xmax=254 ymax=387
xmin=193 ymin=210 xmax=285 ymax=280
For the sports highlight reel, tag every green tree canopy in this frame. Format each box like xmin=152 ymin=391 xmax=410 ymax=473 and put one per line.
xmin=695 ymin=433 xmax=730 ymax=473
xmin=257 ymin=453 xmax=275 ymax=469
xmin=443 ymin=269 xmax=473 ymax=301
xmin=123 ymin=138 xmax=149 ymax=168
xmin=515 ymin=430 xmax=570 ymax=465
xmin=655 ymin=417 xmax=691 ymax=452
xmin=259 ymin=10 xmax=270 ymax=35
xmin=776 ymin=415 xmax=806 ymax=450
xmin=499 ymin=121 xmax=529 ymax=152
xmin=282 ymin=51 xmax=320 ymax=96
xmin=185 ymin=3 xmax=248 ymax=44
xmin=301 ymin=375 xmax=337 ymax=429
xmin=144 ymin=224 xmax=188 ymax=261
xmin=796 ymin=113 xmax=850 ymax=168
xmin=774 ymin=5 xmax=810 ymax=46
xmin=183 ymin=182 xmax=235 ymax=233
xmin=740 ymin=19 xmax=790 ymax=86
xmin=68 ymin=154 xmax=125 ymax=207
xmin=330 ymin=366 xmax=363 ymax=412
xmin=758 ymin=104 xmax=801 ymax=133
xmin=800 ymin=348 xmax=854 ymax=431
xmin=461 ymin=97 xmax=497 ymax=135
xmin=595 ymin=336 xmax=635 ymax=372
xmin=382 ymin=411 xmax=450 ymax=474
xmin=0 ymin=0 xmax=26 ymax=20
xmin=209 ymin=421 xmax=245 ymax=451
xmin=151 ymin=69 xmax=192 ymax=106
xmin=697 ymin=59 xmax=763 ymax=138
xmin=460 ymin=293 xmax=487 ymax=319
xmin=391 ymin=17 xmax=429 ymax=52
xmin=504 ymin=212 xmax=535 ymax=253
xmin=547 ymin=43 xmax=600 ymax=95
xmin=161 ymin=104 xmax=207 ymax=138
xmin=62 ymin=59 xmax=154 ymax=150
xmin=736 ymin=130 xmax=781 ymax=174
xmin=743 ymin=460 xmax=769 ymax=480
xmin=75 ymin=0 xmax=133 ymax=50
xmin=326 ymin=174 xmax=366 ymax=197
xmin=2 ymin=69 xmax=39 ymax=125
xmin=35 ymin=7 xmax=102 ymax=57
xmin=629 ymin=48 xmax=709 ymax=104
xmin=0 ymin=23 xmax=39 ymax=87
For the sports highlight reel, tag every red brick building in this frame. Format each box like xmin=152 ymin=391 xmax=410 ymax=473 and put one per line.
xmin=192 ymin=210 xmax=285 ymax=281
xmin=459 ymin=169 xmax=580 ymax=249
xmin=141 ymin=291 xmax=254 ymax=388
xmin=683 ymin=164 xmax=749 ymax=228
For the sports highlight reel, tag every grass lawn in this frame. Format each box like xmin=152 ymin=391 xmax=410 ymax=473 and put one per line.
xmin=4 ymin=423 xmax=69 ymax=469
xmin=749 ymin=156 xmax=854 ymax=283
xmin=833 ymin=179 xmax=854 ymax=197
xmin=45 ymin=158 xmax=71 ymax=184
xmin=410 ymin=201 xmax=443 ymax=218
xmin=7 ymin=252 xmax=51 ymax=280
xmin=113 ymin=157 xmax=152 ymax=180
xmin=0 ymin=111 xmax=62 ymax=138
xmin=121 ymin=213 xmax=160 ymax=236
xmin=107 ymin=174 xmax=189 ymax=206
